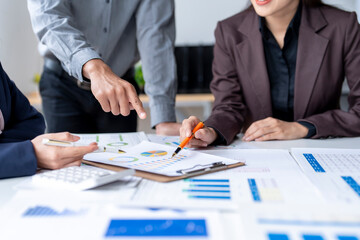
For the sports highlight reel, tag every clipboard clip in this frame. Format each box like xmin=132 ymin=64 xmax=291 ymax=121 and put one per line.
xmin=176 ymin=161 xmax=226 ymax=175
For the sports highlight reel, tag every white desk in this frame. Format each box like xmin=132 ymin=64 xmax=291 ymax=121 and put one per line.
xmin=1 ymin=136 xmax=359 ymax=239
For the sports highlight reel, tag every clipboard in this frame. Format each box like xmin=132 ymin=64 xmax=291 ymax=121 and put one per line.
xmin=82 ymin=160 xmax=245 ymax=183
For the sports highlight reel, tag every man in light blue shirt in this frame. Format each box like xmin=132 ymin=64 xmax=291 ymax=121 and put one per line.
xmin=27 ymin=0 xmax=179 ymax=135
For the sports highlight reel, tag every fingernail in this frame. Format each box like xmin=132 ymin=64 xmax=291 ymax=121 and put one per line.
xmin=202 ymin=143 xmax=208 ymax=147
xmin=139 ymin=112 xmax=146 ymax=119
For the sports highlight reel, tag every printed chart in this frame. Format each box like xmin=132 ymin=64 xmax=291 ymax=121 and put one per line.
xmin=105 ymin=219 xmax=208 ymax=237
xmin=292 ymin=149 xmax=360 ymax=174
xmin=141 ymin=150 xmax=168 ymax=157
xmin=183 ymin=179 xmax=231 ymax=200
xmin=77 ymin=132 xmax=148 ymax=151
xmin=127 ymin=154 xmax=186 ymax=172
xmin=248 ymin=178 xmax=282 ymax=202
xmin=84 ymin=141 xmax=241 ymax=176
xmin=132 ymin=177 xmax=238 ymax=209
xmin=109 ymin=156 xmax=139 ymax=163
xmin=341 ymin=176 xmax=360 ymax=197
xmin=241 ymin=206 xmax=360 ymax=240
xmin=291 ymin=148 xmax=360 ymax=204
xmin=22 ymin=205 xmax=86 ymax=217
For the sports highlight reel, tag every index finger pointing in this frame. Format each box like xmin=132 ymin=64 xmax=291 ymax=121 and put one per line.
xmin=128 ymin=91 xmax=146 ymax=119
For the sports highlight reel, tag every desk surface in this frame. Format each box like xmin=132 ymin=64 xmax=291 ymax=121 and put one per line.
xmin=1 ymin=135 xmax=360 ymax=239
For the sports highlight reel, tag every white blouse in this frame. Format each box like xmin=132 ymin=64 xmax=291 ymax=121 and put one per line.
xmin=0 ymin=110 xmax=4 ymax=135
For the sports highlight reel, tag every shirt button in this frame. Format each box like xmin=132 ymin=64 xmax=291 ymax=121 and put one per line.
xmin=103 ymin=27 xmax=107 ymax=33
xmin=105 ymin=0 xmax=109 ymax=3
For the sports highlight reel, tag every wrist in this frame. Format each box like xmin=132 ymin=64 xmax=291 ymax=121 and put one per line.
xmin=295 ymin=122 xmax=308 ymax=138
xmin=82 ymin=59 xmax=107 ymax=79
xmin=208 ymin=127 xmax=218 ymax=142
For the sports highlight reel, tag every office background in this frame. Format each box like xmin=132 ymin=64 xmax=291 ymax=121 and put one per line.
xmin=0 ymin=0 xmax=359 ymax=132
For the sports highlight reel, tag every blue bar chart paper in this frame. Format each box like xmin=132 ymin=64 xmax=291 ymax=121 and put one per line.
xmin=22 ymin=205 xmax=84 ymax=217
xmin=342 ymin=176 xmax=360 ymax=197
xmin=303 ymin=154 xmax=325 ymax=172
xmin=183 ymin=179 xmax=232 ymax=200
xmin=105 ymin=219 xmax=208 ymax=237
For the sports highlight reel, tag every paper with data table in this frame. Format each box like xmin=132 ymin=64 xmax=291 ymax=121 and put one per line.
xmin=0 ymin=192 xmax=224 ymax=240
xmin=291 ymin=148 xmax=360 ymax=204
xmin=84 ymin=141 xmax=242 ymax=177
xmin=239 ymin=204 xmax=360 ymax=240
xmin=197 ymin=149 xmax=324 ymax=205
xmin=128 ymin=149 xmax=324 ymax=209
xmin=75 ymin=132 xmax=148 ymax=151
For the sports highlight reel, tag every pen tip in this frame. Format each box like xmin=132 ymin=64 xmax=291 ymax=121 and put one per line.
xmin=171 ymin=153 xmax=176 ymax=158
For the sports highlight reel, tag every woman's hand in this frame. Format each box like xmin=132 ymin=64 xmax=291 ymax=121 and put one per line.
xmin=242 ymin=117 xmax=308 ymax=141
xmin=31 ymin=132 xmax=98 ymax=169
xmin=179 ymin=116 xmax=218 ymax=148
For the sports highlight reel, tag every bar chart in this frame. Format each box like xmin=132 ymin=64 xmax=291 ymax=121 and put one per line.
xmin=183 ymin=179 xmax=231 ymax=200
xmin=22 ymin=205 xmax=86 ymax=217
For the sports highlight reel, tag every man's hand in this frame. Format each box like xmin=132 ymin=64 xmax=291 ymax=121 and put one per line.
xmin=155 ymin=122 xmax=182 ymax=136
xmin=82 ymin=59 xmax=146 ymax=119
xmin=179 ymin=116 xmax=218 ymax=148
xmin=31 ymin=132 xmax=98 ymax=169
xmin=242 ymin=117 xmax=308 ymax=141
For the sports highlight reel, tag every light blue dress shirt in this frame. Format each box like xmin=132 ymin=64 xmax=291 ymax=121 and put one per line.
xmin=27 ymin=0 xmax=177 ymax=127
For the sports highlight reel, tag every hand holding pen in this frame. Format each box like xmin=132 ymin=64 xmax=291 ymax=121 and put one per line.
xmin=177 ymin=116 xmax=219 ymax=151
xmin=31 ymin=132 xmax=99 ymax=170
xmin=42 ymin=138 xmax=125 ymax=154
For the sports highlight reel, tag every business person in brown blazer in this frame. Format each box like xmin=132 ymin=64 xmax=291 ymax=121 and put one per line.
xmin=180 ymin=0 xmax=360 ymax=147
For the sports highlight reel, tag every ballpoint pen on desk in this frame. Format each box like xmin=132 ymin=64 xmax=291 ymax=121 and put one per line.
xmin=171 ymin=121 xmax=204 ymax=158
xmin=42 ymin=138 xmax=125 ymax=154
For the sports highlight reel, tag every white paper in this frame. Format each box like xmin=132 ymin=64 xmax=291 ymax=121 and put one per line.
xmin=192 ymin=149 xmax=324 ymax=205
xmin=291 ymin=148 xmax=360 ymax=204
xmin=130 ymin=177 xmax=240 ymax=210
xmin=84 ymin=141 xmax=242 ymax=176
xmin=76 ymin=132 xmax=148 ymax=151
xmin=125 ymin=149 xmax=323 ymax=208
xmin=239 ymin=204 xmax=360 ymax=240
xmin=148 ymin=134 xmax=256 ymax=149
xmin=0 ymin=192 xmax=224 ymax=240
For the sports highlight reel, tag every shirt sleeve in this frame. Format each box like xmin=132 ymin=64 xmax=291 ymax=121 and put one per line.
xmin=0 ymin=141 xmax=38 ymax=179
xmin=135 ymin=0 xmax=177 ymax=127
xmin=298 ymin=12 xmax=360 ymax=138
xmin=27 ymin=0 xmax=101 ymax=81
xmin=0 ymin=71 xmax=45 ymax=142
xmin=0 ymin=63 xmax=44 ymax=179
xmin=205 ymin=22 xmax=247 ymax=144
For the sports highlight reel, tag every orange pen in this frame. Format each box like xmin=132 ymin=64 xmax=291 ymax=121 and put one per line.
xmin=171 ymin=121 xmax=204 ymax=158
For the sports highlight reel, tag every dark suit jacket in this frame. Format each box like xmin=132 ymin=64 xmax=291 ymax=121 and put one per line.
xmin=0 ymin=62 xmax=45 ymax=179
xmin=205 ymin=4 xmax=360 ymax=144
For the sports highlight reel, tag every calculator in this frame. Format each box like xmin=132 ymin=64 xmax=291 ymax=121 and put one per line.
xmin=32 ymin=165 xmax=135 ymax=191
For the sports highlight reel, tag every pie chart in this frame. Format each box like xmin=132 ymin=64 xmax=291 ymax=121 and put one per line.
xmin=141 ymin=150 xmax=168 ymax=157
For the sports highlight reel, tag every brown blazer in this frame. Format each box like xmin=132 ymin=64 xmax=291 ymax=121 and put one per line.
xmin=205 ymin=4 xmax=360 ymax=144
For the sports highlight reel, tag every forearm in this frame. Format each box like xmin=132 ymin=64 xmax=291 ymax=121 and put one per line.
xmin=299 ymin=109 xmax=360 ymax=138
xmin=27 ymin=0 xmax=100 ymax=81
xmin=136 ymin=0 xmax=177 ymax=127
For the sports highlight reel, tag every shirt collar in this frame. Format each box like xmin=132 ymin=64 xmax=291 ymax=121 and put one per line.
xmin=0 ymin=109 xmax=4 ymax=134
xmin=259 ymin=0 xmax=302 ymax=39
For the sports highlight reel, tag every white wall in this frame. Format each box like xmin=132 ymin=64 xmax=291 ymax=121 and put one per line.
xmin=174 ymin=0 xmax=249 ymax=45
xmin=175 ymin=0 xmax=360 ymax=46
xmin=0 ymin=0 xmax=359 ymax=94
xmin=0 ymin=0 xmax=42 ymax=94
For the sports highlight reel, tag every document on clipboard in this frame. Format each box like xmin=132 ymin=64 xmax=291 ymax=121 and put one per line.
xmin=83 ymin=141 xmax=244 ymax=182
